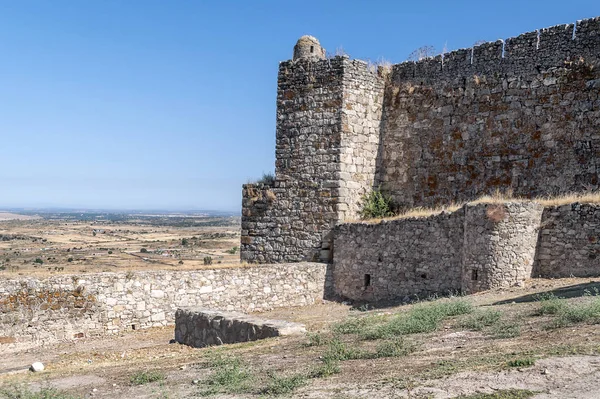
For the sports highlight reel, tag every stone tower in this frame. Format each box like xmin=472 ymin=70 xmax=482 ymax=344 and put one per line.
xmin=240 ymin=36 xmax=385 ymax=263
xmin=293 ymin=35 xmax=326 ymax=61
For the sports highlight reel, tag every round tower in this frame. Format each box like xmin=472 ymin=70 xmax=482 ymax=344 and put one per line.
xmin=293 ymin=35 xmax=326 ymax=61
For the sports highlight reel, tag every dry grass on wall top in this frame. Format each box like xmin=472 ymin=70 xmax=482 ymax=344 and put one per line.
xmin=353 ymin=190 xmax=600 ymax=225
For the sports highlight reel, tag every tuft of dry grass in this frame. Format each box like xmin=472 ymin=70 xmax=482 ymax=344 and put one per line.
xmin=351 ymin=189 xmax=600 ymax=225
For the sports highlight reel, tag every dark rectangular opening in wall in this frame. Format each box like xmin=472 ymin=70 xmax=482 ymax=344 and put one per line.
xmin=310 ymin=45 xmax=314 ymax=53
xmin=364 ymin=274 xmax=371 ymax=287
xmin=472 ymin=269 xmax=478 ymax=281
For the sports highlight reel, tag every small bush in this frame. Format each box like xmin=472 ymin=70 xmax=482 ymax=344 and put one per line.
xmin=548 ymin=297 xmax=600 ymax=328
xmin=535 ymin=293 xmax=566 ymax=316
xmin=255 ymin=172 xmax=275 ymax=185
xmin=34 ymin=258 xmax=43 ymax=264
xmin=259 ymin=372 xmax=306 ymax=396
xmin=359 ymin=189 xmax=395 ymax=219
xmin=455 ymin=389 xmax=536 ymax=399
xmin=491 ymin=320 xmax=521 ymax=338
xmin=130 ymin=370 xmax=165 ymax=385
xmin=321 ymin=339 xmax=362 ymax=362
xmin=0 ymin=386 xmax=80 ymax=399
xmin=305 ymin=332 xmax=327 ymax=347
xmin=140 ymin=248 xmax=148 ymax=253
xmin=461 ymin=309 xmax=502 ymax=331
xmin=309 ymin=359 xmax=340 ymax=378
xmin=203 ymin=256 xmax=213 ymax=265
xmin=507 ymin=357 xmax=535 ymax=368
xmin=107 ymin=250 xmax=113 ymax=254
xmin=372 ymin=338 xmax=416 ymax=358
xmin=200 ymin=354 xmax=252 ymax=396
xmin=226 ymin=246 xmax=239 ymax=255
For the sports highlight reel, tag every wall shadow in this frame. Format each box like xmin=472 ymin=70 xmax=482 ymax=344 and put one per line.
xmin=492 ymin=281 xmax=600 ymax=305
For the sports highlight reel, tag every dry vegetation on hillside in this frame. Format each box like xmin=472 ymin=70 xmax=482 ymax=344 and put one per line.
xmin=2 ymin=278 xmax=600 ymax=398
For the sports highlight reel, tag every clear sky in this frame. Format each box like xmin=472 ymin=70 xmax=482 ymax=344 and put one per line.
xmin=0 ymin=1 xmax=598 ymax=211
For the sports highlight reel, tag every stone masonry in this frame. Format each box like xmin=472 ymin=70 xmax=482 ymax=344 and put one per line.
xmin=175 ymin=308 xmax=306 ymax=347
xmin=0 ymin=262 xmax=326 ymax=350
xmin=241 ymin=17 xmax=600 ymax=264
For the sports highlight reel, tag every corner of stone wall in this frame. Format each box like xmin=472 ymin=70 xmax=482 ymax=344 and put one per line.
xmin=240 ymin=182 xmax=278 ymax=263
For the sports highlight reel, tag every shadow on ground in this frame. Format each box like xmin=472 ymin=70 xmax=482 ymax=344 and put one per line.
xmin=492 ymin=281 xmax=600 ymax=305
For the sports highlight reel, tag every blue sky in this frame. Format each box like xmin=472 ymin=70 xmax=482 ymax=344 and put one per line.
xmin=0 ymin=1 xmax=598 ymax=211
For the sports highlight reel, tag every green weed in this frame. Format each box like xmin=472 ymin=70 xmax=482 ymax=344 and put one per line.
xmin=259 ymin=372 xmax=307 ymax=396
xmin=507 ymin=357 xmax=535 ymax=368
xmin=199 ymin=354 xmax=253 ymax=396
xmin=130 ymin=370 xmax=166 ymax=385
xmin=461 ymin=309 xmax=502 ymax=331
xmin=0 ymin=386 xmax=80 ymax=399
xmin=454 ymin=389 xmax=536 ymax=399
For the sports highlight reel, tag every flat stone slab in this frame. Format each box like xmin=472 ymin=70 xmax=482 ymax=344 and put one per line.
xmin=174 ymin=308 xmax=306 ymax=347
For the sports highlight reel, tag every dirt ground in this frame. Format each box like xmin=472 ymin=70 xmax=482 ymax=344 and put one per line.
xmin=0 ymin=217 xmax=240 ymax=277
xmin=2 ymin=278 xmax=600 ymax=398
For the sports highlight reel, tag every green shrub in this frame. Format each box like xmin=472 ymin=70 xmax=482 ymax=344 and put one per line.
xmin=34 ymin=258 xmax=43 ymax=264
xmin=140 ymin=248 xmax=148 ymax=253
xmin=203 ymin=256 xmax=213 ymax=265
xmin=491 ymin=320 xmax=521 ymax=338
xmin=507 ymin=357 xmax=535 ymax=368
xmin=461 ymin=309 xmax=502 ymax=330
xmin=454 ymin=389 xmax=536 ymax=399
xmin=309 ymin=359 xmax=340 ymax=378
xmin=259 ymin=372 xmax=306 ymax=396
xmin=304 ymin=332 xmax=327 ymax=347
xmin=549 ymin=297 xmax=600 ymax=328
xmin=535 ymin=294 xmax=567 ymax=316
xmin=255 ymin=172 xmax=275 ymax=185
xmin=359 ymin=189 xmax=394 ymax=219
xmin=0 ymin=386 xmax=81 ymax=399
xmin=200 ymin=354 xmax=252 ymax=396
xmin=130 ymin=370 xmax=165 ymax=385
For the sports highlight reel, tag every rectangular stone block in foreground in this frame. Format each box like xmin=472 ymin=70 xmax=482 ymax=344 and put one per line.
xmin=174 ymin=308 xmax=306 ymax=347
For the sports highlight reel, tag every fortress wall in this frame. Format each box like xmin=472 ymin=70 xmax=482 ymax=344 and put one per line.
xmin=379 ymin=17 xmax=600 ymax=209
xmin=534 ymin=203 xmax=600 ymax=278
xmin=461 ymin=202 xmax=544 ymax=294
xmin=332 ymin=210 xmax=465 ymax=301
xmin=0 ymin=262 xmax=327 ymax=351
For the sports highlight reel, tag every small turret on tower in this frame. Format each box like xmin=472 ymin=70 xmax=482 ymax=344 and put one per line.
xmin=293 ymin=35 xmax=326 ymax=61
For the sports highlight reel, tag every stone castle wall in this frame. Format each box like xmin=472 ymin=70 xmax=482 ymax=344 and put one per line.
xmin=332 ymin=202 xmax=599 ymax=302
xmin=240 ymin=17 xmax=600 ymax=264
xmin=534 ymin=203 xmax=600 ymax=278
xmin=378 ymin=18 xmax=600 ymax=208
xmin=0 ymin=263 xmax=326 ymax=350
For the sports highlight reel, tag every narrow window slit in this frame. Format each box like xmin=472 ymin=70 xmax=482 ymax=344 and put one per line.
xmin=364 ymin=274 xmax=371 ymax=287
xmin=471 ymin=269 xmax=478 ymax=281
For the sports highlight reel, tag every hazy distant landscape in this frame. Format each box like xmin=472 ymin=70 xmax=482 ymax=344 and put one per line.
xmin=0 ymin=209 xmax=241 ymax=276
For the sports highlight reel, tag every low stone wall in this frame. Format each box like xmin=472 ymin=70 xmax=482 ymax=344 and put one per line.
xmin=332 ymin=209 xmax=465 ymax=301
xmin=0 ymin=262 xmax=326 ymax=350
xmin=534 ymin=203 xmax=600 ymax=278
xmin=175 ymin=308 xmax=306 ymax=347
xmin=331 ymin=201 xmax=584 ymax=302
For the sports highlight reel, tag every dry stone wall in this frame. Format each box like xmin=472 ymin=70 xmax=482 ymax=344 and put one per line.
xmin=0 ymin=262 xmax=326 ymax=350
xmin=534 ymin=203 xmax=600 ymax=278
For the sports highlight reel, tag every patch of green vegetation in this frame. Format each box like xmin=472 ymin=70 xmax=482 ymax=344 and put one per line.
xmin=259 ymin=372 xmax=307 ymax=396
xmin=359 ymin=299 xmax=473 ymax=339
xmin=491 ymin=320 xmax=521 ymax=338
xmin=359 ymin=189 xmax=395 ymax=219
xmin=199 ymin=354 xmax=253 ymax=396
xmin=304 ymin=332 xmax=328 ymax=347
xmin=453 ymin=389 xmax=536 ymax=399
xmin=0 ymin=386 xmax=81 ymax=399
xmin=461 ymin=309 xmax=502 ymax=331
xmin=547 ymin=297 xmax=600 ymax=328
xmin=309 ymin=359 xmax=341 ymax=378
xmin=322 ymin=337 xmax=415 ymax=362
xmin=332 ymin=314 xmax=385 ymax=335
xmin=535 ymin=293 xmax=567 ymax=315
xmin=507 ymin=357 xmax=535 ymax=368
xmin=130 ymin=370 xmax=166 ymax=385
